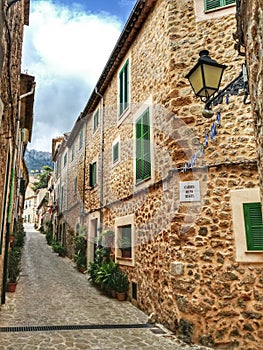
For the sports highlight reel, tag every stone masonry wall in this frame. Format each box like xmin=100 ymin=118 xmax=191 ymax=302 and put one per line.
xmin=82 ymin=0 xmax=262 ymax=348
xmin=240 ymin=0 xmax=263 ymax=207
xmin=0 ymin=0 xmax=26 ymax=302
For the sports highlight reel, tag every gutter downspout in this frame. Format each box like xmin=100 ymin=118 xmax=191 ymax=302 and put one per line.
xmin=95 ymin=88 xmax=104 ymax=234
xmin=1 ymin=82 xmax=35 ymax=305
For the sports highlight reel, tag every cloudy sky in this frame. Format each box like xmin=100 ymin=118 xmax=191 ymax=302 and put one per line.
xmin=22 ymin=0 xmax=136 ymax=152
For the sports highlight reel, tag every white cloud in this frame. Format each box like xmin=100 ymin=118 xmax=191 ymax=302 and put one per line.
xmin=22 ymin=1 xmax=122 ymax=152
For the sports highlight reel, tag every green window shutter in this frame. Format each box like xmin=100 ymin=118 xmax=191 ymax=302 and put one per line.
xmin=204 ymin=0 xmax=235 ymax=11
xmin=243 ymin=203 xmax=263 ymax=251
xmin=89 ymin=162 xmax=97 ymax=187
xmin=74 ymin=177 xmax=77 ymax=194
xmin=136 ymin=108 xmax=151 ymax=183
xmin=119 ymin=60 xmax=129 ymax=116
xmin=113 ymin=141 xmax=119 ymax=163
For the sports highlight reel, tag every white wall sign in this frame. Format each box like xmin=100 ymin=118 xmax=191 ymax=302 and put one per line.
xmin=179 ymin=180 xmax=201 ymax=202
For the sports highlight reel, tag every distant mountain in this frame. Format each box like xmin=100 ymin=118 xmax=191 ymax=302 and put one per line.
xmin=24 ymin=149 xmax=53 ymax=173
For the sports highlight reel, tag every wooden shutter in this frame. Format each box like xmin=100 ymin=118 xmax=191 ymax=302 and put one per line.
xmin=136 ymin=108 xmax=151 ymax=183
xmin=205 ymin=0 xmax=221 ymax=11
xmin=89 ymin=162 xmax=97 ymax=187
xmin=204 ymin=0 xmax=235 ymax=11
xmin=243 ymin=203 xmax=263 ymax=250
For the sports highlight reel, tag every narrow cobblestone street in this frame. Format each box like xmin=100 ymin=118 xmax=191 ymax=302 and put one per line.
xmin=0 ymin=225 xmax=209 ymax=350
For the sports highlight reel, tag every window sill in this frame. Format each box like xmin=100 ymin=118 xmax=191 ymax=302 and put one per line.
xmin=134 ymin=176 xmax=153 ymax=192
xmin=112 ymin=159 xmax=120 ymax=168
xmin=117 ymin=107 xmax=130 ymax=126
xmin=116 ymin=256 xmax=134 ymax=267
xmin=93 ymin=127 xmax=99 ymax=137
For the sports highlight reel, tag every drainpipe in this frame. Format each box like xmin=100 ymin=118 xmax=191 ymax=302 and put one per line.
xmin=1 ymin=82 xmax=35 ymax=305
xmin=94 ymin=88 xmax=104 ymax=234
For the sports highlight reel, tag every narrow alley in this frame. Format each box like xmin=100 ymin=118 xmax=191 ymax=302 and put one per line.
xmin=0 ymin=225 xmax=208 ymax=350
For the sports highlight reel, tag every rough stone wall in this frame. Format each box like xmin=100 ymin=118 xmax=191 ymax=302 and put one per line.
xmin=240 ymin=0 xmax=263 ymax=206
xmin=0 ymin=0 xmax=26 ymax=302
xmin=80 ymin=0 xmax=262 ymax=348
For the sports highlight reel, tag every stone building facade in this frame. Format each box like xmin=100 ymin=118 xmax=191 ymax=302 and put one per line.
xmin=52 ymin=119 xmax=87 ymax=258
xmin=0 ymin=0 xmax=35 ymax=304
xmin=235 ymin=0 xmax=263 ymax=207
xmin=23 ymin=176 xmax=37 ymax=224
xmin=52 ymin=0 xmax=263 ymax=348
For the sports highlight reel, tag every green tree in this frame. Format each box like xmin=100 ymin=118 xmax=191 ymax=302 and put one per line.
xmin=32 ymin=166 xmax=53 ymax=192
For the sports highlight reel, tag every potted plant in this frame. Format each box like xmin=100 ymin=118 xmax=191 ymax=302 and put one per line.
xmin=95 ymin=260 xmax=118 ymax=294
xmin=113 ymin=270 xmax=129 ymax=301
xmin=73 ymin=236 xmax=87 ymax=272
xmin=57 ymin=245 xmax=66 ymax=257
xmin=9 ymin=233 xmax=15 ymax=247
xmin=6 ymin=248 xmax=21 ymax=292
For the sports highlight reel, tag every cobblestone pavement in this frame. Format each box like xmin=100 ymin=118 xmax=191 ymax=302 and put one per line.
xmin=0 ymin=224 xmax=210 ymax=350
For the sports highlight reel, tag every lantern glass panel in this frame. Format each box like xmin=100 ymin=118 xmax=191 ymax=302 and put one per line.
xmin=203 ymin=64 xmax=224 ymax=94
xmin=188 ymin=65 xmax=203 ymax=96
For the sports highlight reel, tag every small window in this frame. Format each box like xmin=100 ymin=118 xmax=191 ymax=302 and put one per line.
xmin=243 ymin=203 xmax=263 ymax=251
xmin=64 ymin=153 xmax=67 ymax=167
xmin=74 ymin=177 xmax=77 ymax=195
xmin=204 ymin=0 xmax=235 ymax=11
xmin=93 ymin=110 xmax=99 ymax=132
xmin=118 ymin=225 xmax=132 ymax=258
xmin=79 ymin=129 xmax=83 ymax=150
xmin=112 ymin=140 xmax=120 ymax=164
xmin=89 ymin=162 xmax=97 ymax=187
xmin=118 ymin=59 xmax=129 ymax=117
xmin=71 ymin=144 xmax=75 ymax=161
xmin=135 ymin=108 xmax=151 ymax=183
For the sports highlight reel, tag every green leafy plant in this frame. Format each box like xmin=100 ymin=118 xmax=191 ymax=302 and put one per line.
xmin=87 ymin=247 xmax=110 ymax=283
xmin=7 ymin=247 xmax=21 ymax=283
xmin=45 ymin=221 xmax=53 ymax=245
xmin=32 ymin=166 xmax=53 ymax=192
xmin=112 ymin=270 xmax=129 ymax=293
xmin=95 ymin=261 xmax=118 ymax=291
xmin=73 ymin=235 xmax=87 ymax=269
xmin=13 ymin=229 xmax=25 ymax=248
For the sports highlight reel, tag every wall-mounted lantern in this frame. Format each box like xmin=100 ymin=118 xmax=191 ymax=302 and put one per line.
xmin=186 ymin=50 xmax=250 ymax=118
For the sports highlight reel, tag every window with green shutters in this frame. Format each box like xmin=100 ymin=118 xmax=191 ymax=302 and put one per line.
xmin=93 ymin=110 xmax=99 ymax=132
xmin=112 ymin=141 xmax=119 ymax=164
xmin=243 ymin=202 xmax=263 ymax=251
xmin=135 ymin=108 xmax=151 ymax=183
xmin=89 ymin=162 xmax=97 ymax=187
xmin=204 ymin=0 xmax=235 ymax=11
xmin=118 ymin=59 xmax=129 ymax=117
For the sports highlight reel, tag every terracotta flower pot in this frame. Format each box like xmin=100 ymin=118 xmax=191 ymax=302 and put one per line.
xmin=116 ymin=292 xmax=126 ymax=301
xmin=6 ymin=282 xmax=17 ymax=292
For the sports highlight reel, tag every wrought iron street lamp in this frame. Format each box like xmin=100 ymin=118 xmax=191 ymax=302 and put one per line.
xmin=186 ymin=50 xmax=249 ymax=118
